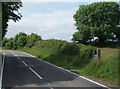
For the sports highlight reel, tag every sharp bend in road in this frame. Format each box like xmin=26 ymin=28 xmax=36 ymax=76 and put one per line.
xmin=1 ymin=50 xmax=108 ymax=89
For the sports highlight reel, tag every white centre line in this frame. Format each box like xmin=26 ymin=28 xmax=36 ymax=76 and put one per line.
xmin=11 ymin=51 xmax=43 ymax=80
xmin=50 ymin=87 xmax=54 ymax=89
xmin=22 ymin=61 xmax=27 ymax=66
xmin=28 ymin=67 xmax=42 ymax=79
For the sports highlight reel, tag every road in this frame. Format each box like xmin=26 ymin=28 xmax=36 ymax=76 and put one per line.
xmin=1 ymin=50 xmax=108 ymax=89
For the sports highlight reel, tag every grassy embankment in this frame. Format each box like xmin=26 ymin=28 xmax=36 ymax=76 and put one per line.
xmin=73 ymin=48 xmax=118 ymax=87
xmin=16 ymin=40 xmax=118 ymax=87
xmin=18 ymin=40 xmax=95 ymax=69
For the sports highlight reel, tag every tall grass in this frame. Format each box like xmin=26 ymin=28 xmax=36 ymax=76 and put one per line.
xmin=18 ymin=40 xmax=95 ymax=69
xmin=72 ymin=48 xmax=118 ymax=87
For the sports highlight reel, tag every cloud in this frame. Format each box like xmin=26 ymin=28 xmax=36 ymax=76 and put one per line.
xmin=7 ymin=9 xmax=77 ymax=42
xmin=7 ymin=1 xmax=119 ymax=42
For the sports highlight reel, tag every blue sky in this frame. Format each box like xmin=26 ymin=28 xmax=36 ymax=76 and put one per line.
xmin=6 ymin=1 xmax=119 ymax=42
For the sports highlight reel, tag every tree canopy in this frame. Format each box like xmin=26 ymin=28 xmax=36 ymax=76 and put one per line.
xmin=2 ymin=2 xmax=22 ymax=38
xmin=26 ymin=33 xmax=42 ymax=48
xmin=2 ymin=32 xmax=42 ymax=49
xmin=72 ymin=2 xmax=120 ymax=45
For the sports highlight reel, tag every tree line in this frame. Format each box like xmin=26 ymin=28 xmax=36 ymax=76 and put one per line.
xmin=2 ymin=32 xmax=42 ymax=49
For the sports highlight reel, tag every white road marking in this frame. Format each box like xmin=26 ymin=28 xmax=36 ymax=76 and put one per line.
xmin=0 ymin=52 xmax=5 ymax=89
xmin=11 ymin=51 xmax=43 ymax=80
xmin=50 ymin=87 xmax=54 ymax=89
xmin=79 ymin=76 xmax=109 ymax=88
xmin=22 ymin=61 xmax=27 ymax=66
xmin=21 ymin=51 xmax=109 ymax=88
xmin=17 ymin=56 xmax=20 ymax=59
xmin=15 ymin=55 xmax=17 ymax=57
xmin=28 ymin=67 xmax=42 ymax=79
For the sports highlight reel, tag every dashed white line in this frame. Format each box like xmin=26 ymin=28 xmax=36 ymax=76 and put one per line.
xmin=15 ymin=54 xmax=17 ymax=57
xmin=28 ymin=67 xmax=42 ymax=79
xmin=21 ymin=51 xmax=109 ymax=88
xmin=50 ymin=87 xmax=54 ymax=89
xmin=22 ymin=61 xmax=27 ymax=66
xmin=11 ymin=51 xmax=43 ymax=80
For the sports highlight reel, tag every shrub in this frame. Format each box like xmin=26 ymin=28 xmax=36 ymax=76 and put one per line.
xmin=60 ymin=43 xmax=80 ymax=55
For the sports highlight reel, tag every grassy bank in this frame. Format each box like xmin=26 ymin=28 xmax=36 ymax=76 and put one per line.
xmin=72 ymin=48 xmax=118 ymax=87
xmin=17 ymin=40 xmax=95 ymax=69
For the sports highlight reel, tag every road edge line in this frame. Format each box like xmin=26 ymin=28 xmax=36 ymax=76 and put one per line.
xmin=0 ymin=52 xmax=5 ymax=89
xmin=20 ymin=51 xmax=109 ymax=88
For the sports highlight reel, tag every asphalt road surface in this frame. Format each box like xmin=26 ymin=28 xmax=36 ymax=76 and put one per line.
xmin=1 ymin=50 xmax=108 ymax=89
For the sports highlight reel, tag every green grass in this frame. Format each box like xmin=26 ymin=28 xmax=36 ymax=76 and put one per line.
xmin=100 ymin=48 xmax=118 ymax=60
xmin=17 ymin=40 xmax=95 ymax=69
xmin=72 ymin=48 xmax=118 ymax=87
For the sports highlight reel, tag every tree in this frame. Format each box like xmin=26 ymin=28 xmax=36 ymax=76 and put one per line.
xmin=26 ymin=33 xmax=42 ymax=48
xmin=72 ymin=25 xmax=91 ymax=44
xmin=2 ymin=2 xmax=22 ymax=38
xmin=14 ymin=32 xmax=27 ymax=48
xmin=73 ymin=2 xmax=120 ymax=44
xmin=5 ymin=41 xmax=13 ymax=49
xmin=2 ymin=37 xmax=9 ymax=47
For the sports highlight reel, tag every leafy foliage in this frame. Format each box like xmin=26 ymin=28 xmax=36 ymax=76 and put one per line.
xmin=60 ymin=43 xmax=80 ymax=55
xmin=17 ymin=39 xmax=95 ymax=67
xmin=15 ymin=32 xmax=27 ymax=48
xmin=26 ymin=33 xmax=42 ymax=48
xmin=5 ymin=40 xmax=13 ymax=49
xmin=2 ymin=38 xmax=9 ymax=47
xmin=73 ymin=2 xmax=120 ymax=45
xmin=2 ymin=32 xmax=42 ymax=49
xmin=2 ymin=2 xmax=22 ymax=38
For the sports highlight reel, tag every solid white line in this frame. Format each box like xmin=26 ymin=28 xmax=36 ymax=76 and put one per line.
xmin=79 ymin=76 xmax=109 ymax=88
xmin=0 ymin=52 xmax=5 ymax=89
xmin=11 ymin=51 xmax=43 ymax=80
xmin=21 ymin=51 xmax=109 ymax=88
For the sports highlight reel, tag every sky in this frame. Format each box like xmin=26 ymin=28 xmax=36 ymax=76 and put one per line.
xmin=6 ymin=0 xmax=120 ymax=42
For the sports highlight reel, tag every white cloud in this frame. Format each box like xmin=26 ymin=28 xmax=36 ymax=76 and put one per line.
xmin=6 ymin=9 xmax=76 ymax=42
xmin=7 ymin=1 xmax=119 ymax=41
